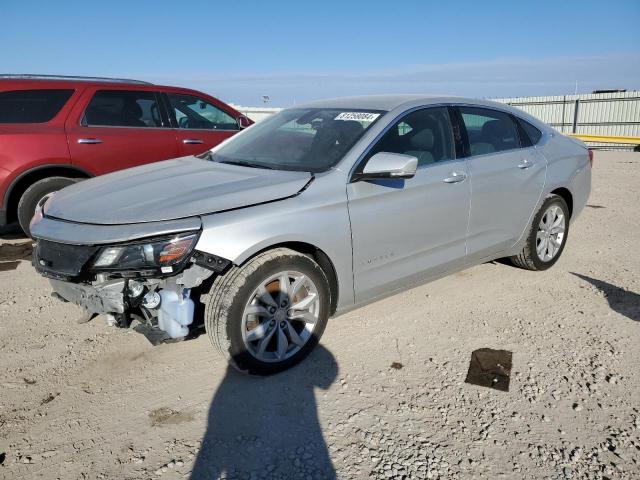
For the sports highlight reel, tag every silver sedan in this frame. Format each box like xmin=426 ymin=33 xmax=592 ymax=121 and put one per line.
xmin=31 ymin=95 xmax=591 ymax=374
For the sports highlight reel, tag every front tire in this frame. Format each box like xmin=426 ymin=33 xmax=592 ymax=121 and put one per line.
xmin=17 ymin=177 xmax=78 ymax=236
xmin=203 ymin=248 xmax=331 ymax=375
xmin=510 ymin=194 xmax=570 ymax=271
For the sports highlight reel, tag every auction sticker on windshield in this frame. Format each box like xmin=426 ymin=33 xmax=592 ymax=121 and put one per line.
xmin=335 ymin=112 xmax=380 ymax=122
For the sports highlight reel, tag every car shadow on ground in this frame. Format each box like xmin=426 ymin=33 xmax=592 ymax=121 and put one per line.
xmin=190 ymin=344 xmax=338 ymax=480
xmin=572 ymin=273 xmax=640 ymax=322
xmin=0 ymin=223 xmax=27 ymax=240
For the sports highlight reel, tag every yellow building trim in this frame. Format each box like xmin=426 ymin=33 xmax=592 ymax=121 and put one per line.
xmin=568 ymin=134 xmax=640 ymax=145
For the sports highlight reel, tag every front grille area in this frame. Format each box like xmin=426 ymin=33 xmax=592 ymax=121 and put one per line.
xmin=34 ymin=240 xmax=98 ymax=279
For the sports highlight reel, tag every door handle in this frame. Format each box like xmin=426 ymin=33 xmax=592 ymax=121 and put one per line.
xmin=443 ymin=172 xmax=467 ymax=183
xmin=518 ymin=159 xmax=535 ymax=169
xmin=77 ymin=138 xmax=102 ymax=144
xmin=183 ymin=138 xmax=204 ymax=145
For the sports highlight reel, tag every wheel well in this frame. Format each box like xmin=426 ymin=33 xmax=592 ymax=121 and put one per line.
xmin=243 ymin=242 xmax=340 ymax=316
xmin=550 ymin=187 xmax=573 ymax=218
xmin=5 ymin=166 xmax=91 ymax=224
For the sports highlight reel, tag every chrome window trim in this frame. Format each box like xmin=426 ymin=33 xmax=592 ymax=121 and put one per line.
xmin=463 ymin=144 xmax=535 ymax=160
xmin=415 ymin=156 xmax=466 ymax=171
xmin=78 ymin=124 xmax=240 ymax=133
xmin=79 ymin=124 xmax=176 ymax=131
xmin=172 ymin=126 xmax=240 ymax=133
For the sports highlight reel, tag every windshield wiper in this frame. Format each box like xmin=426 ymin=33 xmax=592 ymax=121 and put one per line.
xmin=198 ymin=151 xmax=214 ymax=161
xmin=218 ymin=160 xmax=275 ymax=170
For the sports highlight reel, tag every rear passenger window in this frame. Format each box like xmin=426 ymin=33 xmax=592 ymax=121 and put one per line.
xmin=0 ymin=89 xmax=73 ymax=123
xmin=517 ymin=118 xmax=543 ymax=145
xmin=459 ymin=107 xmax=520 ymax=155
xmin=83 ymin=90 xmax=163 ymax=128
xmin=367 ymin=107 xmax=454 ymax=167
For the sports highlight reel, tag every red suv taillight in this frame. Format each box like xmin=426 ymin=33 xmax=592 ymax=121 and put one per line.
xmin=588 ymin=149 xmax=594 ymax=168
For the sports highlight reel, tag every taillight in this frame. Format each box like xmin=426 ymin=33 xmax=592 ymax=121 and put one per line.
xmin=588 ymin=149 xmax=594 ymax=168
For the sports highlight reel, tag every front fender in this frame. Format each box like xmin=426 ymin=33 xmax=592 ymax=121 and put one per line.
xmin=195 ymin=180 xmax=354 ymax=310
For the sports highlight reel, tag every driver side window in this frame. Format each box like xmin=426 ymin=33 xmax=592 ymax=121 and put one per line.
xmin=167 ymin=93 xmax=239 ymax=131
xmin=367 ymin=107 xmax=454 ymax=167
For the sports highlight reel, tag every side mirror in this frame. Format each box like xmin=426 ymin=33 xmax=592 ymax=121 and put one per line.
xmin=353 ymin=152 xmax=418 ymax=182
xmin=238 ymin=115 xmax=252 ymax=129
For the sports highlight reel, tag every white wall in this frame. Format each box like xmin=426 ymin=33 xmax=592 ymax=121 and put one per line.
xmin=230 ymin=104 xmax=281 ymax=123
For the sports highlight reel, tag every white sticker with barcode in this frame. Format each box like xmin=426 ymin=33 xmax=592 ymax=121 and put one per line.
xmin=334 ymin=112 xmax=380 ymax=122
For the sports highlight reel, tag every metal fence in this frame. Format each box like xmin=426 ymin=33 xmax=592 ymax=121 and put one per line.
xmin=493 ymin=92 xmax=640 ymax=150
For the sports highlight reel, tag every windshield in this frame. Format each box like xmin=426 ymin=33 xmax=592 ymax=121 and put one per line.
xmin=202 ymin=108 xmax=385 ymax=172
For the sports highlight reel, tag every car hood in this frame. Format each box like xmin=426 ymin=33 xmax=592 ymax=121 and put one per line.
xmin=45 ymin=156 xmax=312 ymax=225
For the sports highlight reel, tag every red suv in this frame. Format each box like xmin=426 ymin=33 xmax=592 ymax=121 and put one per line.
xmin=0 ymin=75 xmax=252 ymax=234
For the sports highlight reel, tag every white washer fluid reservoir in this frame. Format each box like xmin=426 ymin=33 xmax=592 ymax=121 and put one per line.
xmin=158 ymin=288 xmax=194 ymax=339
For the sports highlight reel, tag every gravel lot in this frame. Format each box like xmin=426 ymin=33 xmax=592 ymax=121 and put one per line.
xmin=1 ymin=151 xmax=638 ymax=480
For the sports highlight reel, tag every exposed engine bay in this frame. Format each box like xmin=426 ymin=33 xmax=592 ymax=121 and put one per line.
xmin=33 ymin=233 xmax=230 ymax=343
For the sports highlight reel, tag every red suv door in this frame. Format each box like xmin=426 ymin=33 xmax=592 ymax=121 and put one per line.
xmin=65 ymin=87 xmax=179 ymax=175
xmin=163 ymin=91 xmax=241 ymax=157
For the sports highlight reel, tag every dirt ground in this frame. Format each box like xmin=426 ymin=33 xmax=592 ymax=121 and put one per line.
xmin=1 ymin=151 xmax=638 ymax=480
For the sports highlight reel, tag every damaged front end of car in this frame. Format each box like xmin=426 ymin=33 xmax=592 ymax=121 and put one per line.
xmin=31 ymin=205 xmax=229 ymax=342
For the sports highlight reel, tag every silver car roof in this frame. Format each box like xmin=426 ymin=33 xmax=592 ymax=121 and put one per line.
xmin=294 ymin=94 xmax=548 ymax=135
xmin=299 ymin=95 xmax=551 ymax=174
xmin=295 ymin=94 xmax=515 ymax=112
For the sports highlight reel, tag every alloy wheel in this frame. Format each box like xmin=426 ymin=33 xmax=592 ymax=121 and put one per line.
xmin=536 ymin=204 xmax=566 ymax=262
xmin=241 ymin=270 xmax=320 ymax=362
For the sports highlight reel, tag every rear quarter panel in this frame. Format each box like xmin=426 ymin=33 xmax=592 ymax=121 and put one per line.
xmin=540 ymin=133 xmax=591 ymax=220
xmin=0 ymin=123 xmax=72 ymax=173
xmin=0 ymin=123 xmax=74 ymax=211
xmin=0 ymin=82 xmax=84 ymax=209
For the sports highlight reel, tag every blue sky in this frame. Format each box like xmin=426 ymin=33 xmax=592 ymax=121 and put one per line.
xmin=2 ymin=0 xmax=639 ymax=106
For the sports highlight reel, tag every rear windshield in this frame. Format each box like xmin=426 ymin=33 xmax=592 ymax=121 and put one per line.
xmin=0 ymin=89 xmax=74 ymax=124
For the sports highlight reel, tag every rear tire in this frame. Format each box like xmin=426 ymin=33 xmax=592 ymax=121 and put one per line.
xmin=202 ymin=248 xmax=331 ymax=375
xmin=510 ymin=194 xmax=570 ymax=271
xmin=17 ymin=177 xmax=78 ymax=237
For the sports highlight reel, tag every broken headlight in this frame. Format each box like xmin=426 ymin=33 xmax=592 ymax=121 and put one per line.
xmin=92 ymin=233 xmax=199 ymax=273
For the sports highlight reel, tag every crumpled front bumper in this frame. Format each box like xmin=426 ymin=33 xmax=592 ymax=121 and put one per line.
xmin=49 ymin=278 xmax=126 ymax=314
xmin=31 ymin=214 xmax=216 ymax=336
